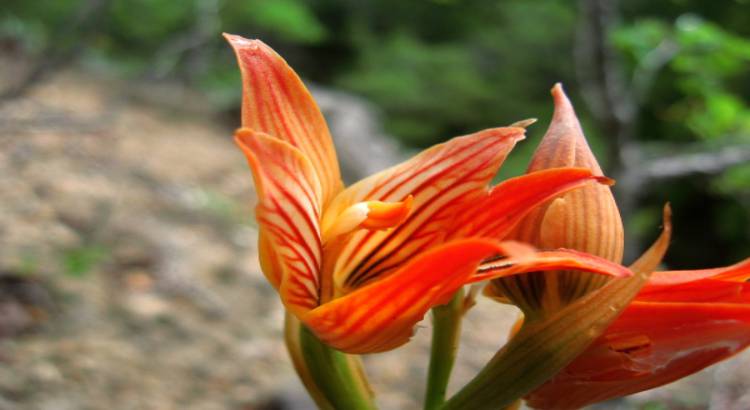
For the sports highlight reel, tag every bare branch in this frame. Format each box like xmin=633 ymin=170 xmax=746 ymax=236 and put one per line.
xmin=639 ymin=145 xmax=750 ymax=180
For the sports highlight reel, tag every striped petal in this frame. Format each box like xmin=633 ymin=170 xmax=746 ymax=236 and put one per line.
xmin=452 ymin=168 xmax=612 ymax=240
xmin=235 ymin=129 xmax=322 ymax=315
xmin=321 ymin=127 xmax=525 ymax=298
xmin=225 ymin=34 xmax=342 ymax=206
xmin=303 ymin=239 xmax=504 ymax=354
xmin=474 ymin=243 xmax=632 ymax=285
xmin=527 ymin=299 xmax=750 ymax=410
xmin=493 ymin=83 xmax=625 ymax=314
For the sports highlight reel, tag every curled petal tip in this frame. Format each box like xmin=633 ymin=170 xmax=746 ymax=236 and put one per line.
xmin=662 ymin=203 xmax=673 ymax=232
xmin=596 ymin=176 xmax=616 ymax=186
xmin=361 ymin=195 xmax=414 ymax=230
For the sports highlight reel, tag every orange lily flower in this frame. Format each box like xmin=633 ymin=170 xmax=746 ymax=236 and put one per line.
xmin=225 ymin=34 xmax=630 ymax=354
xmin=486 ymin=84 xmax=750 ymax=409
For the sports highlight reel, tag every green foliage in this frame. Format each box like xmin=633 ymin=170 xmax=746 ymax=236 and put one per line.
xmin=61 ymin=244 xmax=109 ymax=278
xmin=246 ymin=0 xmax=328 ymax=43
xmin=614 ymin=15 xmax=750 ymax=140
xmin=339 ymin=33 xmax=492 ymax=146
xmin=714 ymin=163 xmax=750 ymax=194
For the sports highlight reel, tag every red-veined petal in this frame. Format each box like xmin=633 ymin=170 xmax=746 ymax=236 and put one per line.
xmin=235 ymin=129 xmax=322 ymax=315
xmin=452 ymin=168 xmax=612 ymax=240
xmin=474 ymin=243 xmax=632 ymax=285
xmin=321 ymin=127 xmax=525 ymax=297
xmin=303 ymin=239 xmax=504 ymax=354
xmin=225 ymin=34 xmax=342 ymax=206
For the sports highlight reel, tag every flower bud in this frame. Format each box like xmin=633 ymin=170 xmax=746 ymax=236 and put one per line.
xmin=488 ymin=84 xmax=624 ymax=316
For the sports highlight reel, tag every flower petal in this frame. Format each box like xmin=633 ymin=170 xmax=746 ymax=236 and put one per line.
xmin=235 ymin=129 xmax=322 ymax=314
xmin=647 ymin=258 xmax=750 ymax=286
xmin=526 ymin=300 xmax=750 ymax=410
xmin=321 ymin=127 xmax=525 ymax=297
xmin=303 ymin=238 xmax=503 ymax=354
xmin=320 ymin=196 xmax=413 ymax=244
xmin=225 ymin=34 xmax=342 ymax=206
xmin=475 ymin=244 xmax=632 ymax=285
xmin=452 ymin=167 xmax=612 ymax=240
xmin=638 ymin=259 xmax=750 ymax=303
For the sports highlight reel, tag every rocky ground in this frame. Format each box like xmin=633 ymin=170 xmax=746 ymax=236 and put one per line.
xmin=0 ymin=60 xmax=748 ymax=410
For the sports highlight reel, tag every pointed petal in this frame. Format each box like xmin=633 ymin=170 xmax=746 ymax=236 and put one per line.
xmin=225 ymin=34 xmax=342 ymax=206
xmin=639 ymin=279 xmax=750 ymax=304
xmin=639 ymin=259 xmax=750 ymax=303
xmin=454 ymin=168 xmax=612 ymax=239
xmin=647 ymin=258 xmax=750 ymax=286
xmin=303 ymin=239 xmax=503 ymax=354
xmin=474 ymin=245 xmax=632 ymax=284
xmin=235 ymin=129 xmax=322 ymax=314
xmin=321 ymin=127 xmax=525 ymax=296
xmin=527 ymin=301 xmax=750 ymax=410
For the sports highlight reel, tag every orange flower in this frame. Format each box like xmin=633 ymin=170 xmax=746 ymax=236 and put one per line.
xmin=494 ymin=84 xmax=750 ymax=409
xmin=225 ymin=35 xmax=629 ymax=354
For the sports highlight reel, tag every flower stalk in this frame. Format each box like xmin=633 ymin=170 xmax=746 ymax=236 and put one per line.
xmin=424 ymin=288 xmax=465 ymax=410
xmin=297 ymin=324 xmax=377 ymax=410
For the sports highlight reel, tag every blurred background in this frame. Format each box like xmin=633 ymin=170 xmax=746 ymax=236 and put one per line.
xmin=0 ymin=0 xmax=748 ymax=409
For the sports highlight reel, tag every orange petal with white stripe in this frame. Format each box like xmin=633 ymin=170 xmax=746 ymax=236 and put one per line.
xmin=321 ymin=127 xmax=525 ymax=297
xmin=235 ymin=128 xmax=322 ymax=315
xmin=225 ymin=34 xmax=342 ymax=206
xmin=302 ymin=238 xmax=504 ymax=354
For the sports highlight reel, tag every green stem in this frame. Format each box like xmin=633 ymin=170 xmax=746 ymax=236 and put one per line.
xmin=424 ymin=288 xmax=465 ymax=410
xmin=441 ymin=272 xmax=650 ymax=410
xmin=299 ymin=326 xmax=377 ymax=410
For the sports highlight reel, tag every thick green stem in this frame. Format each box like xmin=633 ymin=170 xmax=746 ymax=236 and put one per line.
xmin=299 ymin=325 xmax=377 ymax=410
xmin=424 ymin=289 xmax=465 ymax=410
